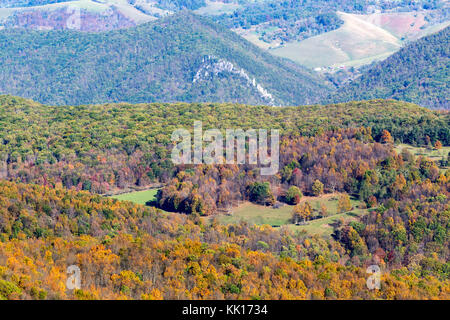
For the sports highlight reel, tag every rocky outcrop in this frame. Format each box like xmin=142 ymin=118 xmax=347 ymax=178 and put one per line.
xmin=193 ymin=55 xmax=275 ymax=105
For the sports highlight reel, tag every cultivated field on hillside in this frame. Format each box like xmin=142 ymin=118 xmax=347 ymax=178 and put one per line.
xmin=268 ymin=11 xmax=448 ymax=69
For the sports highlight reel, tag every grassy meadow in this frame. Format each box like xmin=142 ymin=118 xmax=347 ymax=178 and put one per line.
xmin=395 ymin=143 xmax=449 ymax=161
xmin=109 ymin=188 xmax=159 ymax=205
xmin=395 ymin=143 xmax=449 ymax=171
xmin=210 ymin=194 xmax=369 ymax=237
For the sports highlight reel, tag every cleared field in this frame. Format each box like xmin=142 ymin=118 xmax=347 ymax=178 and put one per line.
xmin=267 ymin=11 xmax=448 ymax=70
xmin=270 ymin=12 xmax=402 ymax=69
xmin=288 ymin=209 xmax=366 ymax=237
xmin=235 ymin=28 xmax=280 ymax=50
xmin=212 ymin=194 xmax=368 ymax=237
xmin=358 ymin=11 xmax=427 ymax=38
xmin=109 ymin=188 xmax=158 ymax=205
xmin=0 ymin=0 xmax=108 ymax=12
xmin=0 ymin=0 xmax=157 ymax=23
xmin=194 ymin=0 xmax=241 ymax=16
xmin=395 ymin=144 xmax=449 ymax=170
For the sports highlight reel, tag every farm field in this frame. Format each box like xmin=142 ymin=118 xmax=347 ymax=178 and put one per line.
xmin=270 ymin=11 xmax=402 ymax=69
xmin=210 ymin=194 xmax=368 ymax=237
xmin=109 ymin=188 xmax=159 ymax=205
xmin=268 ymin=11 xmax=448 ymax=70
xmin=234 ymin=27 xmax=278 ymax=50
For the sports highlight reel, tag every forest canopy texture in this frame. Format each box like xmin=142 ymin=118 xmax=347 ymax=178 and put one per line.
xmin=0 ymin=96 xmax=448 ymax=299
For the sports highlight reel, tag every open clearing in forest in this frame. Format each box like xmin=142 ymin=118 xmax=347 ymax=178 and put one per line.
xmin=395 ymin=143 xmax=449 ymax=171
xmin=211 ymin=193 xmax=369 ymax=237
xmin=194 ymin=0 xmax=241 ymax=16
xmin=109 ymin=188 xmax=159 ymax=205
xmin=266 ymin=11 xmax=448 ymax=69
xmin=395 ymin=143 xmax=449 ymax=161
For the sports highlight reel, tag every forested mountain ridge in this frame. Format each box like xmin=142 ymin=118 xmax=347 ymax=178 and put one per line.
xmin=0 ymin=2 xmax=448 ymax=109
xmin=0 ymin=95 xmax=448 ymax=195
xmin=0 ymin=1 xmax=448 ymax=303
xmin=329 ymin=26 xmax=450 ymax=109
xmin=0 ymin=11 xmax=331 ymax=106
xmin=1 ymin=0 xmax=447 ymax=75
xmin=0 ymin=95 xmax=448 ymax=299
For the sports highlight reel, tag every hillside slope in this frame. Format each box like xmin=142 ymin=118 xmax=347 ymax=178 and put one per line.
xmin=328 ymin=27 xmax=449 ymax=109
xmin=0 ymin=0 xmax=156 ymax=31
xmin=0 ymin=95 xmax=448 ymax=193
xmin=269 ymin=11 xmax=403 ymax=69
xmin=1 ymin=1 xmax=448 ymax=74
xmin=225 ymin=2 xmax=449 ymax=70
xmin=0 ymin=12 xmax=330 ymax=106
xmin=0 ymin=95 xmax=448 ymax=300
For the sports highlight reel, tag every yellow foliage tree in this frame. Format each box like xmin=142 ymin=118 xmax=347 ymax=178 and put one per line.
xmin=337 ymin=194 xmax=352 ymax=213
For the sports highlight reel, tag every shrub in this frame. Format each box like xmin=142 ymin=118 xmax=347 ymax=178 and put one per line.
xmin=285 ymin=186 xmax=303 ymax=204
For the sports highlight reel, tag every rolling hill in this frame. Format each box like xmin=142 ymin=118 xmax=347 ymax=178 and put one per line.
xmin=0 ymin=0 xmax=206 ymax=31
xmin=329 ymin=26 xmax=449 ymax=109
xmin=0 ymin=11 xmax=331 ymax=106
xmin=0 ymin=0 xmax=156 ymax=32
xmin=0 ymin=94 xmax=448 ymax=194
xmin=1 ymin=0 xmax=448 ymax=74
xmin=224 ymin=1 xmax=449 ymax=70
xmin=0 ymin=1 xmax=448 ymax=303
xmin=269 ymin=11 xmax=402 ymax=69
xmin=266 ymin=11 xmax=449 ymax=70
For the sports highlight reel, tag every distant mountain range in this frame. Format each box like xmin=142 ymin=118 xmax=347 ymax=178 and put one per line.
xmin=1 ymin=1 xmax=448 ymax=69
xmin=0 ymin=12 xmax=331 ymax=106
xmin=329 ymin=26 xmax=449 ymax=109
xmin=0 ymin=3 xmax=448 ymax=109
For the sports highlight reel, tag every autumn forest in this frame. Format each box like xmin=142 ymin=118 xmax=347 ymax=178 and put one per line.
xmin=0 ymin=95 xmax=448 ymax=300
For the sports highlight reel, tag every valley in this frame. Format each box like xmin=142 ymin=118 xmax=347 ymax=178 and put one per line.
xmin=264 ymin=11 xmax=448 ymax=70
xmin=329 ymin=26 xmax=449 ymax=109
xmin=0 ymin=95 xmax=448 ymax=300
